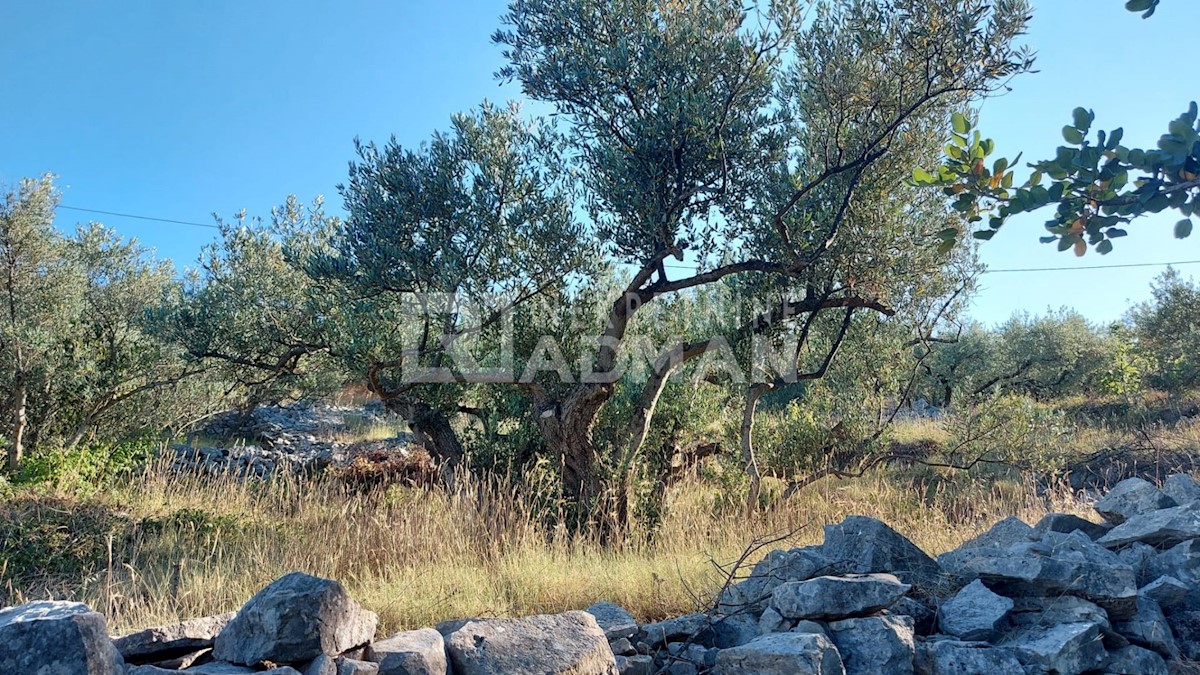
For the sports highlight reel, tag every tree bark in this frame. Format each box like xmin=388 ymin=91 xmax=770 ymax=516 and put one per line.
xmin=740 ymin=383 xmax=771 ymax=511
xmin=8 ymin=376 xmax=27 ymax=472
xmin=382 ymin=395 xmax=466 ymax=490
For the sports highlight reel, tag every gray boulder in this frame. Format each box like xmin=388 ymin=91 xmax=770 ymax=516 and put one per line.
xmin=337 ymin=659 xmax=381 ymax=675
xmin=1147 ymin=539 xmax=1200 ymax=586
xmin=938 ymin=531 xmax=1137 ymax=619
xmin=936 ymin=580 xmax=1012 ymax=641
xmin=826 ymin=614 xmax=915 ymax=675
xmin=713 ymin=632 xmax=845 ymax=675
xmin=585 ymin=602 xmax=638 ymax=641
xmin=640 ymin=613 xmax=708 ymax=648
xmin=1000 ymin=622 xmax=1106 ymax=675
xmin=1103 ymin=644 xmax=1168 ymax=675
xmin=1141 ymin=575 xmax=1190 ymax=608
xmin=1098 ymin=501 xmax=1200 ymax=548
xmin=1094 ymin=477 xmax=1177 ymax=524
xmin=0 ymin=600 xmax=124 ymax=675
xmin=1114 ymin=594 xmax=1179 ymax=659
xmin=719 ymin=546 xmax=828 ymax=611
xmin=1117 ymin=541 xmax=1159 ymax=586
xmin=822 ymin=517 xmax=942 ymax=593
xmin=213 ymin=571 xmax=378 ymax=665
xmin=1032 ymin=513 xmax=1111 ymax=541
xmin=914 ymin=639 xmax=1024 ymax=674
xmin=114 ymin=612 xmax=235 ymax=663
xmin=770 ymin=574 xmax=910 ymax=621
xmin=615 ymin=654 xmax=653 ymax=675
xmin=1008 ymin=595 xmax=1114 ymax=638
xmin=758 ymin=607 xmax=791 ymax=635
xmin=1163 ymin=473 xmax=1200 ymax=505
xmin=959 ymin=516 xmax=1034 ymax=550
xmin=889 ymin=597 xmax=935 ymax=636
xmin=708 ymin=613 xmax=759 ymax=648
xmin=303 ymin=654 xmax=381 ymax=675
xmin=366 ymin=628 xmax=447 ymax=675
xmin=444 ymin=610 xmax=618 ymax=675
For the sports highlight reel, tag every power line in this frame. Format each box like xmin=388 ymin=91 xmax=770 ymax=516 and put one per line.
xmin=983 ymin=260 xmax=1200 ymax=273
xmin=53 ymin=204 xmax=1200 ymax=275
xmin=59 ymin=205 xmax=219 ymax=230
xmin=662 ymin=259 xmax=1200 ymax=274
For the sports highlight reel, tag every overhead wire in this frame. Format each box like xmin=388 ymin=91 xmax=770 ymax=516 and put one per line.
xmin=57 ymin=204 xmax=1199 ymax=275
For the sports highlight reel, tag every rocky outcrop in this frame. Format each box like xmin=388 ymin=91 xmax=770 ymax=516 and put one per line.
xmin=8 ymin=473 xmax=1200 ymax=674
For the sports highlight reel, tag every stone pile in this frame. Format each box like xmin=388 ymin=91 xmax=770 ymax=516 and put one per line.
xmin=8 ymin=474 xmax=1200 ymax=673
xmin=168 ymin=402 xmax=411 ymax=477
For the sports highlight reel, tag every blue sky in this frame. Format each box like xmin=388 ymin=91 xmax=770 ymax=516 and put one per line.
xmin=2 ymin=0 xmax=1197 ymax=326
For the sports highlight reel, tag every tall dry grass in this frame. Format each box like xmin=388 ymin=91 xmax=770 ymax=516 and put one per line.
xmin=2 ymin=459 xmax=1087 ymax=636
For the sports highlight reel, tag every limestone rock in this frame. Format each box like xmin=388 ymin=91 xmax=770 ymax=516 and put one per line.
xmin=640 ymin=613 xmax=708 ymax=648
xmin=1163 ymin=473 xmax=1200 ymax=505
xmin=1114 ymin=594 xmax=1179 ymax=659
xmin=822 ymin=517 xmax=942 ymax=593
xmin=719 ymin=546 xmax=828 ymax=611
xmin=889 ymin=597 xmax=935 ymax=636
xmin=366 ymin=628 xmax=447 ymax=675
xmin=0 ymin=600 xmax=124 ymax=675
xmin=758 ymin=607 xmax=791 ymax=635
xmin=1118 ymin=541 xmax=1160 ymax=586
xmin=708 ymin=613 xmax=759 ymax=648
xmin=1099 ymin=501 xmax=1200 ymax=548
xmin=114 ymin=612 xmax=235 ymax=663
xmin=336 ymin=659 xmax=381 ymax=675
xmin=770 ymin=574 xmax=910 ymax=621
xmin=615 ymin=654 xmax=653 ymax=675
xmin=1008 ymin=595 xmax=1115 ymax=641
xmin=1147 ymin=539 xmax=1200 ymax=586
xmin=1094 ymin=477 xmax=1177 ymax=524
xmin=1000 ymin=622 xmax=1106 ymax=675
xmin=936 ymin=579 xmax=1012 ymax=641
xmin=213 ymin=571 xmax=378 ymax=665
xmin=585 ymin=602 xmax=638 ymax=641
xmin=825 ymin=613 xmax=915 ymax=675
xmin=1032 ymin=513 xmax=1111 ymax=541
xmin=1141 ymin=575 xmax=1190 ymax=608
xmin=1103 ymin=644 xmax=1168 ymax=675
xmin=445 ymin=610 xmax=618 ymax=675
xmin=938 ymin=531 xmax=1137 ymax=619
xmin=914 ymin=638 xmax=1024 ymax=675
xmin=611 ymin=639 xmax=636 ymax=659
xmin=959 ymin=516 xmax=1033 ymax=550
xmin=713 ymin=632 xmax=845 ymax=675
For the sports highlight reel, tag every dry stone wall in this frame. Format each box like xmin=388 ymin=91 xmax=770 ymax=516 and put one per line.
xmin=8 ymin=474 xmax=1200 ymax=674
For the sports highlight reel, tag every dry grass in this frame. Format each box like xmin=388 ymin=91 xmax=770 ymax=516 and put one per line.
xmin=0 ymin=457 xmax=1091 ymax=636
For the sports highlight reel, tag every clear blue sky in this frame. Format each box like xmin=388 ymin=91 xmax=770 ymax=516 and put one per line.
xmin=2 ymin=1 xmax=1197 ymax=326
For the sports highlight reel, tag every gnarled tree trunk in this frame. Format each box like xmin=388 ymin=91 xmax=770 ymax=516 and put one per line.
xmin=380 ymin=394 xmax=465 ymax=490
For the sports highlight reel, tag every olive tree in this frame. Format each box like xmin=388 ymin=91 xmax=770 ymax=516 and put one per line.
xmin=0 ymin=175 xmax=78 ymax=469
xmin=490 ymin=0 xmax=1032 ymax=523
xmin=312 ymin=103 xmax=592 ymax=478
xmin=168 ymin=196 xmax=347 ymax=419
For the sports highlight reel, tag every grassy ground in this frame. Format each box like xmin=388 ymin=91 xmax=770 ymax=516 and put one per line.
xmin=0 ymin=457 xmax=1085 ymax=635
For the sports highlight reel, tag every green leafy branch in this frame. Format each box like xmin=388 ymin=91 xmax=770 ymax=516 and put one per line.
xmin=913 ymin=103 xmax=1200 ymax=255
